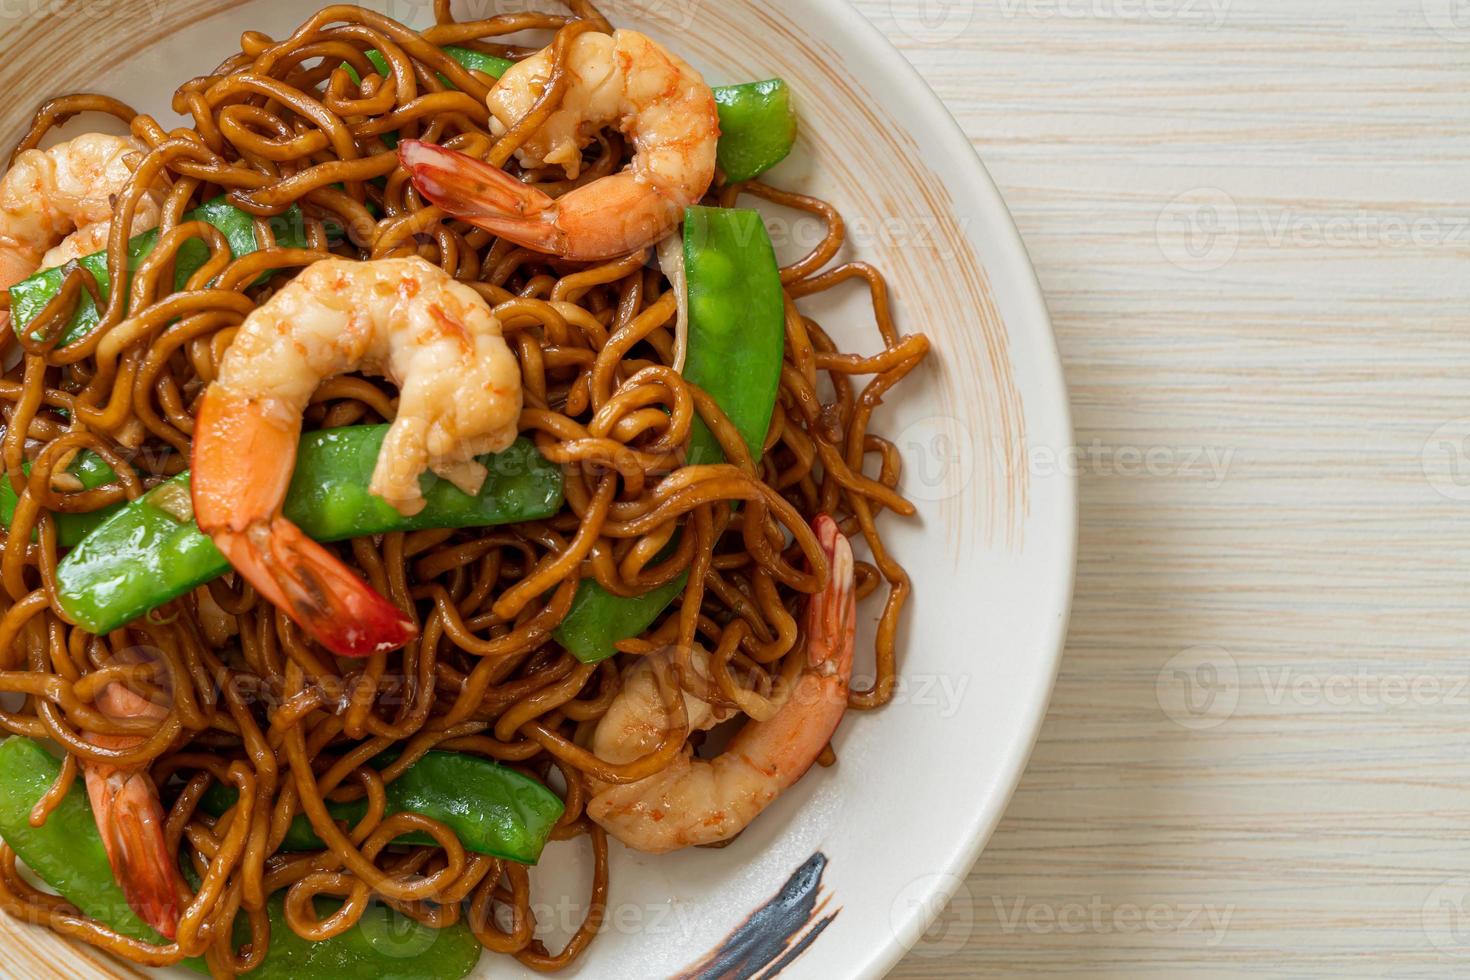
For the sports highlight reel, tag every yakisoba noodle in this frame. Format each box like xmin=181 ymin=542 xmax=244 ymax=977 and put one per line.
xmin=0 ymin=0 xmax=928 ymax=972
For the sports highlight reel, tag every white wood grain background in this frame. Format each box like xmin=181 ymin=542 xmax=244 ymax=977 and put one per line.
xmin=859 ymin=0 xmax=1470 ymax=975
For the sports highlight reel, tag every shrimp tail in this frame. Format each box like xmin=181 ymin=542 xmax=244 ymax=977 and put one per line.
xmin=82 ymin=761 xmax=183 ymax=940
xmin=214 ymin=520 xmax=417 ymax=658
xmin=736 ymin=514 xmax=856 ymax=789
xmin=397 ymin=140 xmax=564 ymax=253
xmin=807 ymin=514 xmax=857 ymax=677
xmin=714 ymin=515 xmax=855 ymax=801
xmin=194 ymin=387 xmax=418 ymax=658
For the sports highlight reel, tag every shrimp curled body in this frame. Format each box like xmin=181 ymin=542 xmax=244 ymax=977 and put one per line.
xmin=191 ymin=256 xmax=523 ymax=657
xmin=0 ymin=133 xmax=160 ymax=321
xmin=399 ymin=29 xmax=718 ymax=260
xmin=587 ymin=515 xmax=856 ymax=853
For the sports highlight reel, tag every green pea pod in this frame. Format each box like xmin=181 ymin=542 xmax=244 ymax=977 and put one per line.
xmin=0 ymin=737 xmax=482 ymax=978
xmin=55 ymin=428 xmax=563 ymax=635
xmin=552 ymin=572 xmax=688 ymax=664
xmin=680 ymin=206 xmax=786 ymax=464
xmin=199 ymin=750 xmax=562 ymax=864
xmin=8 ymin=196 xmax=309 ymax=347
xmin=714 ymin=79 xmax=798 ymax=183
xmin=0 ymin=451 xmax=129 ymax=547
xmin=235 ymin=895 xmax=481 ymax=980
xmin=554 ymin=206 xmax=785 ymax=664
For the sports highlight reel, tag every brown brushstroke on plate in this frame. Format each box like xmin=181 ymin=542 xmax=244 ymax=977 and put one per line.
xmin=676 ymin=851 xmax=838 ymax=980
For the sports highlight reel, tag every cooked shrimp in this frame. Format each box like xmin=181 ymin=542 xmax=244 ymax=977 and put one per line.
xmin=0 ymin=133 xmax=159 ymax=325
xmin=587 ymin=514 xmax=856 ymax=853
xmin=81 ymin=663 xmax=185 ymax=939
xmin=398 ymin=29 xmax=718 ymax=260
xmin=42 ymin=219 xmax=117 ymax=270
xmin=191 ymin=256 xmax=522 ymax=658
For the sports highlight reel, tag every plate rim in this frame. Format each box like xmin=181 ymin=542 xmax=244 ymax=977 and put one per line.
xmin=0 ymin=1 xmax=1077 ymax=975
xmin=816 ymin=2 xmax=1077 ymax=976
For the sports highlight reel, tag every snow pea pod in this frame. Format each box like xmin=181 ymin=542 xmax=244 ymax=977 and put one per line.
xmin=714 ymin=79 xmax=798 ymax=183
xmin=8 ymin=196 xmax=309 ymax=347
xmin=0 ymin=737 xmax=482 ymax=978
xmin=679 ymin=205 xmax=786 ymax=465
xmin=199 ymin=750 xmax=562 ymax=864
xmin=554 ymin=206 xmax=785 ymax=664
xmin=55 ymin=428 xmax=563 ymax=635
xmin=553 ymin=572 xmax=688 ymax=666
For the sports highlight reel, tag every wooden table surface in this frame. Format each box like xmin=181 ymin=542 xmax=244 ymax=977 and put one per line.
xmin=862 ymin=0 xmax=1470 ymax=976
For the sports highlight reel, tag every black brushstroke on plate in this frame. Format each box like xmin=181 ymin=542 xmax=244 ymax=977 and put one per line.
xmin=677 ymin=850 xmax=839 ymax=980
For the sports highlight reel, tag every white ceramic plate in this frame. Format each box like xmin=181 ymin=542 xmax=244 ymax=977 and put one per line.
xmin=0 ymin=2 xmax=1074 ymax=977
